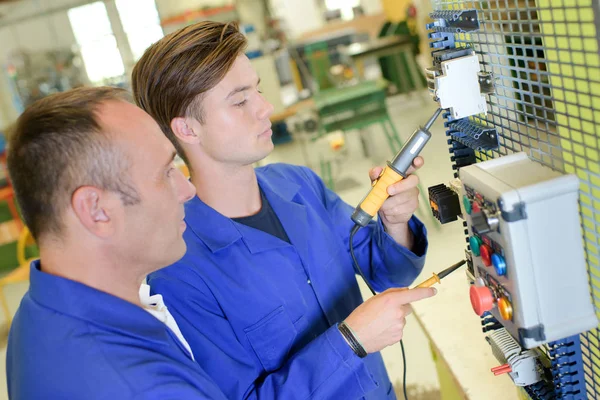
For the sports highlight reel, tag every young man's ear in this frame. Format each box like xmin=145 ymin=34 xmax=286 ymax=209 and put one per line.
xmin=71 ymin=187 xmax=114 ymax=238
xmin=171 ymin=117 xmax=201 ymax=145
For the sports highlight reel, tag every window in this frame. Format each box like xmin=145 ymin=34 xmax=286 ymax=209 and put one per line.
xmin=325 ymin=0 xmax=360 ymax=20
xmin=115 ymin=0 xmax=164 ymax=61
xmin=68 ymin=2 xmax=125 ymax=84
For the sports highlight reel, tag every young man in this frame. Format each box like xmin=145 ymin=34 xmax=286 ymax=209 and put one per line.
xmin=6 ymin=87 xmax=227 ymax=399
xmin=132 ymin=22 xmax=435 ymax=399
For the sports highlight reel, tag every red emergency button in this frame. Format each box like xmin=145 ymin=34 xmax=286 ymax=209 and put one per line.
xmin=470 ymin=285 xmax=494 ymax=316
xmin=480 ymin=244 xmax=493 ymax=266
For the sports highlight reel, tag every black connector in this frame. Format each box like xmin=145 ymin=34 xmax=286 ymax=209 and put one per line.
xmin=482 ymin=323 xmax=503 ymax=333
xmin=447 ymin=119 xmax=499 ymax=151
xmin=448 ymin=141 xmax=477 ymax=170
xmin=465 ymin=250 xmax=474 ymax=276
xmin=428 ymin=184 xmax=462 ymax=224
xmin=452 ymin=152 xmax=477 ymax=168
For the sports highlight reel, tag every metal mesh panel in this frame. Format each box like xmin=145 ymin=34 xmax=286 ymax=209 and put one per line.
xmin=431 ymin=0 xmax=600 ymax=398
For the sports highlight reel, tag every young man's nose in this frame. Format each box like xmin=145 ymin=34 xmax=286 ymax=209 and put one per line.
xmin=256 ymin=93 xmax=274 ymax=120
xmin=176 ymin=169 xmax=196 ymax=203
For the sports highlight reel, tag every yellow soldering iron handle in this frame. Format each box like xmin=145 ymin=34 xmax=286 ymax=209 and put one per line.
xmin=350 ymin=163 xmax=407 ymax=228
xmin=360 ymin=165 xmax=404 ymax=215
xmin=414 ymin=273 xmax=441 ymax=288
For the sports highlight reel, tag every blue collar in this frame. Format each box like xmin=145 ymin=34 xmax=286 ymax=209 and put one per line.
xmin=28 ymin=260 xmax=171 ymax=345
xmin=184 ymin=170 xmax=302 ymax=253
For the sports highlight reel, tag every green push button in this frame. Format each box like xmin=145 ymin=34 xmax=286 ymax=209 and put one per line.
xmin=470 ymin=236 xmax=482 ymax=256
xmin=463 ymin=195 xmax=472 ymax=214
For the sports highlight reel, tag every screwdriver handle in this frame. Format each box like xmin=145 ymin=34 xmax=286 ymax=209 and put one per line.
xmin=414 ymin=273 xmax=441 ymax=288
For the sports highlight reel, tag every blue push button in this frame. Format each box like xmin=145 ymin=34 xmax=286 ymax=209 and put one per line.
xmin=492 ymin=253 xmax=506 ymax=276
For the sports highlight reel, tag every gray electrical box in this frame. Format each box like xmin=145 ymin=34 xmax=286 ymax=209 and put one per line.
xmin=459 ymin=152 xmax=598 ymax=349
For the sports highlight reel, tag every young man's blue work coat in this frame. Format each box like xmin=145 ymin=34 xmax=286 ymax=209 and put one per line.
xmin=7 ymin=260 xmax=227 ymax=400
xmin=148 ymin=163 xmax=428 ymax=400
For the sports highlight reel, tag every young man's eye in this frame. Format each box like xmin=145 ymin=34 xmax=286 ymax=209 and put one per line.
xmin=166 ymin=167 xmax=175 ymax=177
xmin=235 ymin=100 xmax=247 ymax=107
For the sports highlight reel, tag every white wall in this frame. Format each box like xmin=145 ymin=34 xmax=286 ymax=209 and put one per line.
xmin=270 ymin=0 xmax=324 ymax=39
xmin=361 ymin=0 xmax=383 ymax=15
xmin=269 ymin=0 xmax=384 ymax=40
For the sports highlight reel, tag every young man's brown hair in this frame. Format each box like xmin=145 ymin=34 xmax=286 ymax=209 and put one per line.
xmin=7 ymin=87 xmax=140 ymax=241
xmin=131 ymin=21 xmax=247 ymax=164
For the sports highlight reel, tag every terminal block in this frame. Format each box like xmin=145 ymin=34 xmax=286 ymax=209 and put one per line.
xmin=449 ymin=141 xmax=477 ymax=169
xmin=428 ymin=183 xmax=461 ymax=224
xmin=547 ymin=335 xmax=588 ymax=398
xmin=430 ymin=47 xmax=473 ymax=75
xmin=447 ymin=119 xmax=499 ymax=151
xmin=486 ymin=329 xmax=588 ymax=398
xmin=426 ymin=48 xmax=487 ymax=120
xmin=487 ymin=328 xmax=542 ymax=386
xmin=428 ymin=10 xmax=480 ymax=33
xmin=429 ymin=30 xmax=455 ymax=51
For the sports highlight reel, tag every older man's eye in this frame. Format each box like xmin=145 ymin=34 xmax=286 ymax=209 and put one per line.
xmin=235 ymin=100 xmax=248 ymax=107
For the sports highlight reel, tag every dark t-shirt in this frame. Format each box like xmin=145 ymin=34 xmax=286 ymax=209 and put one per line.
xmin=232 ymin=187 xmax=290 ymax=243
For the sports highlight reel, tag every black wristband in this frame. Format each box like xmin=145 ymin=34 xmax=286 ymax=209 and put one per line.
xmin=338 ymin=321 xmax=368 ymax=358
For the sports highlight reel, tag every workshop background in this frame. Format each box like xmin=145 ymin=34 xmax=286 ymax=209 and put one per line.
xmin=0 ymin=0 xmax=599 ymax=399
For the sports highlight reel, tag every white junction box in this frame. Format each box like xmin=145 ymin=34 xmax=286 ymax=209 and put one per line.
xmin=460 ymin=152 xmax=598 ymax=348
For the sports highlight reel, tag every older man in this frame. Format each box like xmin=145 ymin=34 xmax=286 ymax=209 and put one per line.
xmin=6 ymin=87 xmax=226 ymax=399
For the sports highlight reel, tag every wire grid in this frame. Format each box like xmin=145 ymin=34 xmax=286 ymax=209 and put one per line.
xmin=432 ymin=0 xmax=600 ymax=398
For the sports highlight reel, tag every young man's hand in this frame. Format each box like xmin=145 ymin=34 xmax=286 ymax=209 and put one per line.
xmin=368 ymin=156 xmax=424 ymax=249
xmin=343 ymin=286 xmax=436 ymax=353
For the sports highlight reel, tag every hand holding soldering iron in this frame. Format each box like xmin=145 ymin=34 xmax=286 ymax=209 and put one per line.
xmin=369 ymin=156 xmax=424 ymax=253
xmin=370 ymin=156 xmax=423 ymax=225
xmin=344 ymin=287 xmax=437 ymax=353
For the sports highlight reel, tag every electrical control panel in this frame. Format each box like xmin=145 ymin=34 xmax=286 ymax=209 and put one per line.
xmin=460 ymin=152 xmax=598 ymax=349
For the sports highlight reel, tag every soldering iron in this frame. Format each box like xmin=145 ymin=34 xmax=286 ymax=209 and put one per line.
xmin=351 ymin=107 xmax=443 ymax=229
xmin=347 ymin=107 xmax=465 ymax=400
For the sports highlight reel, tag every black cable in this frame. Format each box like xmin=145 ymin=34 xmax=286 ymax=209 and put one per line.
xmin=350 ymin=225 xmax=376 ymax=296
xmin=349 ymin=224 xmax=409 ymax=400
xmin=400 ymin=339 xmax=408 ymax=400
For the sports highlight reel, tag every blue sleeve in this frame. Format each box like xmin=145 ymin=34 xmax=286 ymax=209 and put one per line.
xmin=150 ymin=271 xmax=378 ymax=400
xmin=298 ymin=166 xmax=428 ymax=292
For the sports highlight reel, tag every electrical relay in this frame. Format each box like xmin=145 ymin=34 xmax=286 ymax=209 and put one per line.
xmin=460 ymin=152 xmax=598 ymax=349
